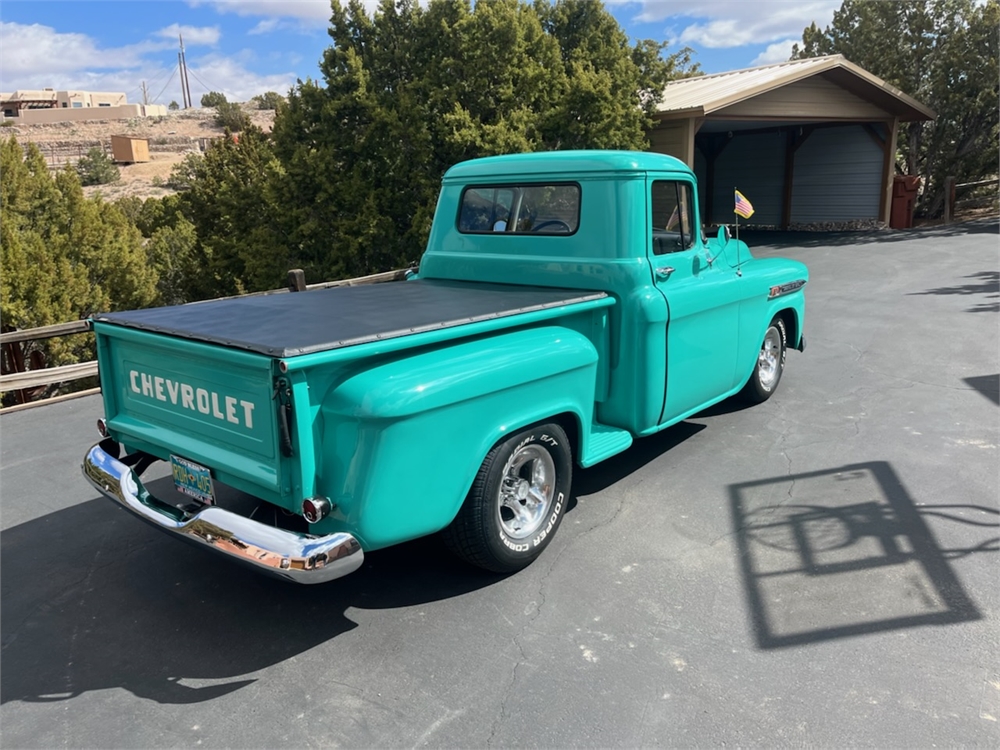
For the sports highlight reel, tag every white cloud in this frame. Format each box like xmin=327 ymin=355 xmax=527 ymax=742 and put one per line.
xmin=619 ymin=0 xmax=839 ymax=49
xmin=187 ymin=1 xmax=334 ymax=23
xmin=184 ymin=52 xmax=297 ymax=102
xmin=0 ymin=21 xmax=147 ymax=79
xmin=249 ymin=18 xmax=283 ymax=35
xmin=155 ymin=24 xmax=222 ymax=47
xmin=188 ymin=0 xmax=384 ymax=31
xmin=751 ymin=39 xmax=798 ymax=66
xmin=0 ymin=22 xmax=294 ymax=105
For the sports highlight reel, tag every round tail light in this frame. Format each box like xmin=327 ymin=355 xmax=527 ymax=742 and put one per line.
xmin=97 ymin=418 xmax=109 ymax=437
xmin=302 ymin=496 xmax=332 ymax=524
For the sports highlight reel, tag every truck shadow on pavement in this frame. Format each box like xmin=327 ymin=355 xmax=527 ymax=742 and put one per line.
xmin=729 ymin=461 xmax=998 ymax=649
xmin=0 ymin=496 xmax=503 ymax=706
xmin=573 ymin=421 xmax=706 ymax=497
xmin=1 ymin=421 xmax=708 ymax=707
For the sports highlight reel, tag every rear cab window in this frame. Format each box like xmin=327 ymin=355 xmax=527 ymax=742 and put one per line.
xmin=458 ymin=183 xmax=580 ymax=235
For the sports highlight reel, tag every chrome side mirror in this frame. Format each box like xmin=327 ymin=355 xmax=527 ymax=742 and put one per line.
xmin=717 ymin=225 xmax=731 ymax=246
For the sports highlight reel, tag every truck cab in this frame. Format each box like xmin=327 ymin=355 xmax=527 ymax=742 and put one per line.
xmin=421 ymin=150 xmax=806 ymax=436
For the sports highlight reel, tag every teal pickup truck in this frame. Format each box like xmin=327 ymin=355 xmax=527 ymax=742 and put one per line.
xmin=83 ymin=151 xmax=807 ymax=584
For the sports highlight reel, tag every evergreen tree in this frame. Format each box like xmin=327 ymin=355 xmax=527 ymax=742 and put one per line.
xmin=271 ymin=0 xmax=698 ymax=280
xmin=75 ymin=147 xmax=119 ymax=186
xmin=171 ymin=125 xmax=287 ymax=297
xmin=201 ymin=91 xmax=228 ymax=107
xmin=1 ymin=138 xmax=158 ymax=366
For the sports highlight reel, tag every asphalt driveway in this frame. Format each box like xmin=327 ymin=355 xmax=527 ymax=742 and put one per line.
xmin=2 ymin=219 xmax=997 ymax=748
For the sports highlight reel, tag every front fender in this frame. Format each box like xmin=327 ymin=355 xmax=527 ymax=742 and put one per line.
xmin=316 ymin=326 xmax=598 ymax=549
xmin=736 ymin=258 xmax=808 ymax=387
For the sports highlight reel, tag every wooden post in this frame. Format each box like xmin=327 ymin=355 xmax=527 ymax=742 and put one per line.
xmin=287 ymin=269 xmax=307 ymax=292
xmin=943 ymin=176 xmax=956 ymax=224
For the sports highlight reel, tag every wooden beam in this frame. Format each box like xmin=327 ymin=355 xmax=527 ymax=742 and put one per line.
xmin=287 ymin=268 xmax=307 ymax=292
xmin=0 ymin=320 xmax=90 ymax=345
xmin=0 ymin=387 xmax=101 ymax=414
xmin=782 ymin=130 xmax=796 ymax=229
xmin=308 ymin=267 xmax=416 ymax=289
xmin=881 ymin=118 xmax=899 ymax=225
xmin=780 ymin=126 xmax=815 ymax=228
xmin=943 ymin=176 xmax=956 ymax=224
xmin=0 ymin=361 xmax=98 ymax=392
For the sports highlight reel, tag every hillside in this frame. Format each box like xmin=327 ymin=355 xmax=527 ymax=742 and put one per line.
xmin=2 ymin=107 xmax=276 ymax=201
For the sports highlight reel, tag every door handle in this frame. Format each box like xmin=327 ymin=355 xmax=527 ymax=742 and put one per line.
xmin=655 ymin=266 xmax=675 ymax=280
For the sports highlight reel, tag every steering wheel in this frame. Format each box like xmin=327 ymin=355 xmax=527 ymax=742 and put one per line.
xmin=531 ymin=220 xmax=571 ymax=233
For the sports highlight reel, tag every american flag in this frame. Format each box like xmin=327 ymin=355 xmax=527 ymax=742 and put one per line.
xmin=734 ymin=189 xmax=755 ymax=219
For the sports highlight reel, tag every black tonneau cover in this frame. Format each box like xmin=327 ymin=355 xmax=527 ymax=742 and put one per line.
xmin=94 ymin=279 xmax=608 ymax=358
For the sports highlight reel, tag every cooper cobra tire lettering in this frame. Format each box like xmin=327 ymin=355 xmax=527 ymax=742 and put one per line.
xmin=443 ymin=423 xmax=573 ymax=574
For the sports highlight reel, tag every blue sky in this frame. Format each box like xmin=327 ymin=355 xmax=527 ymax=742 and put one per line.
xmin=0 ymin=1 xmax=843 ymax=103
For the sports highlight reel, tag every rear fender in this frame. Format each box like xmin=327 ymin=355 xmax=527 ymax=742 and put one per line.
xmin=317 ymin=326 xmax=598 ymax=549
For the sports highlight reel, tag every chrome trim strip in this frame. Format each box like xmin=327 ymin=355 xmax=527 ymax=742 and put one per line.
xmin=768 ymin=279 xmax=807 ymax=300
xmin=82 ymin=444 xmax=364 ymax=584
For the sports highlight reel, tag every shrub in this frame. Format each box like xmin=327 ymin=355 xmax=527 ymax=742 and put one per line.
xmin=75 ymin=147 xmax=120 ymax=186
xmin=252 ymin=91 xmax=284 ymax=110
xmin=214 ymin=101 xmax=250 ymax=132
xmin=167 ymin=152 xmax=203 ymax=191
xmin=200 ymin=91 xmax=227 ymax=108
xmin=168 ymin=100 xmax=180 ymax=111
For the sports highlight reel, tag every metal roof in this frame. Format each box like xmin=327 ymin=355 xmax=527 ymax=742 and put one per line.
xmin=657 ymin=55 xmax=935 ymax=122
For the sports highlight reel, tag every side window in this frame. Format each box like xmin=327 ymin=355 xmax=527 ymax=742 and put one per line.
xmin=458 ymin=184 xmax=580 ymax=235
xmin=651 ymin=180 xmax=695 ymax=255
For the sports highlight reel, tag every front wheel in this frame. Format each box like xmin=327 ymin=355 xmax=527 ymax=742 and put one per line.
xmin=741 ymin=317 xmax=786 ymax=403
xmin=443 ymin=424 xmax=572 ymax=573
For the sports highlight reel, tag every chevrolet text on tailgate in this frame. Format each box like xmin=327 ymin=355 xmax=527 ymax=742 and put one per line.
xmin=83 ymin=151 xmax=808 ymax=583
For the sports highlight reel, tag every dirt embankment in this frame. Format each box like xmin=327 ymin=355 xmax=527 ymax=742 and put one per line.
xmin=3 ymin=108 xmax=276 ymax=201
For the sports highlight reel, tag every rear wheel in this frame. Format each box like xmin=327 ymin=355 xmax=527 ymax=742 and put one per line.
xmin=444 ymin=424 xmax=572 ymax=573
xmin=741 ymin=317 xmax=786 ymax=403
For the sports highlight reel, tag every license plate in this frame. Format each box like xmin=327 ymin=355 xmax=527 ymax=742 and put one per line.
xmin=170 ymin=455 xmax=215 ymax=504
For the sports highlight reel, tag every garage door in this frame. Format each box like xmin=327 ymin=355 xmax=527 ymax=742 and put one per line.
xmin=791 ymin=125 xmax=883 ymax=223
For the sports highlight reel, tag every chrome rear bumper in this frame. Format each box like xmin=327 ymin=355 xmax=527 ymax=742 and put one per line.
xmin=82 ymin=443 xmax=364 ymax=584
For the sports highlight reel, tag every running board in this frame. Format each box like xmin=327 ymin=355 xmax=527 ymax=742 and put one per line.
xmin=581 ymin=422 xmax=633 ymax=468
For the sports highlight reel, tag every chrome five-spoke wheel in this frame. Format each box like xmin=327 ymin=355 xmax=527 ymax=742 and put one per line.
xmin=757 ymin=326 xmax=782 ymax=390
xmin=741 ymin=316 xmax=786 ymax=403
xmin=497 ymin=443 xmax=556 ymax=539
xmin=443 ymin=423 xmax=572 ymax=573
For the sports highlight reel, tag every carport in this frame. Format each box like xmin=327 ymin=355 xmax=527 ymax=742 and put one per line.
xmin=648 ymin=55 xmax=935 ymax=228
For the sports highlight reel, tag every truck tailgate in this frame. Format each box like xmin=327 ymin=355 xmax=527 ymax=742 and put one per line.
xmin=94 ymin=322 xmax=282 ymax=500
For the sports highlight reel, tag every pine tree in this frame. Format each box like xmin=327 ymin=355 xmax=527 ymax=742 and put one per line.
xmin=270 ymin=0 xmax=698 ymax=280
xmin=1 ymin=138 xmax=158 ymax=368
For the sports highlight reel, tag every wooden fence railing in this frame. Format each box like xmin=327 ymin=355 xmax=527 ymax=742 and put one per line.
xmin=0 ymin=267 xmax=415 ymax=414
xmin=0 ymin=321 xmax=99 ymax=412
xmin=943 ymin=176 xmax=1000 ymax=223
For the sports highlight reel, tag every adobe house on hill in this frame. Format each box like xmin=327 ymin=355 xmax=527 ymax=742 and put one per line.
xmin=648 ymin=55 xmax=935 ymax=228
xmin=0 ymin=89 xmax=167 ymax=124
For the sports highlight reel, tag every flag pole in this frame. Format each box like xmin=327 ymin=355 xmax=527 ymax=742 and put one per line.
xmin=735 ymin=186 xmax=740 ymax=245
xmin=735 ymin=187 xmax=740 ymax=273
